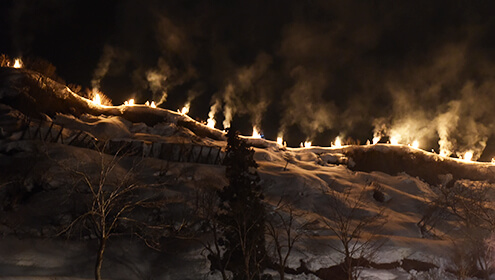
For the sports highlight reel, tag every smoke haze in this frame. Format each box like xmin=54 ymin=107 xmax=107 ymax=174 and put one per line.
xmin=5 ymin=0 xmax=495 ymax=160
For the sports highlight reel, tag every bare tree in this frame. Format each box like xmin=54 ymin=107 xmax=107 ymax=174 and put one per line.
xmin=193 ymin=185 xmax=232 ymax=280
xmin=432 ymin=180 xmax=495 ymax=279
xmin=320 ymin=185 xmax=386 ymax=280
xmin=59 ymin=146 xmax=169 ymax=280
xmin=265 ymin=201 xmax=307 ymax=280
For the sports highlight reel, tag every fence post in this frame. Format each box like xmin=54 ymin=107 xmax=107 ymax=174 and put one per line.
xmin=33 ymin=119 xmax=43 ymax=140
xmin=67 ymin=130 xmax=83 ymax=145
xmin=195 ymin=146 xmax=204 ymax=163
xmin=44 ymin=122 xmax=54 ymax=141
xmin=177 ymin=144 xmax=184 ymax=162
xmin=20 ymin=119 xmax=31 ymax=140
xmin=214 ymin=148 xmax=222 ymax=165
xmin=54 ymin=125 xmax=64 ymax=144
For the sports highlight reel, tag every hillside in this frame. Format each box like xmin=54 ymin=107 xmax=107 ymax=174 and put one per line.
xmin=0 ymin=67 xmax=494 ymax=280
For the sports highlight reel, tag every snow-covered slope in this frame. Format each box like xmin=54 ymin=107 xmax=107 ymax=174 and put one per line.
xmin=1 ymin=67 xmax=494 ymax=280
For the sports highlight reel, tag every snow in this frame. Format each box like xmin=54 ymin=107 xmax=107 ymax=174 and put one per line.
xmin=1 ymin=68 xmax=495 ymax=279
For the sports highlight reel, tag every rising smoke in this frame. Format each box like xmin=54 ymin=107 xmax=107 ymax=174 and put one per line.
xmin=11 ymin=1 xmax=495 ymax=159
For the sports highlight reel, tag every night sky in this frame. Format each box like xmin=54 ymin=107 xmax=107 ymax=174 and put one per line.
xmin=3 ymin=0 xmax=495 ymax=160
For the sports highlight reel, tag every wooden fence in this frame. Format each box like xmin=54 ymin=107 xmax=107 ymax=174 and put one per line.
xmin=11 ymin=117 xmax=225 ymax=165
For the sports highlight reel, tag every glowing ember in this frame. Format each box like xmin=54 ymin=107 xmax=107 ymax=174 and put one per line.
xmin=124 ymin=99 xmax=135 ymax=106
xmin=389 ymin=136 xmax=399 ymax=145
xmin=372 ymin=136 xmax=380 ymax=145
xmin=180 ymin=103 xmax=190 ymax=115
xmin=13 ymin=58 xmax=23 ymax=68
xmin=411 ymin=140 xmax=419 ymax=149
xmin=462 ymin=151 xmax=473 ymax=162
xmin=332 ymin=136 xmax=342 ymax=148
xmin=150 ymin=101 xmax=156 ymax=108
xmin=252 ymin=127 xmax=262 ymax=138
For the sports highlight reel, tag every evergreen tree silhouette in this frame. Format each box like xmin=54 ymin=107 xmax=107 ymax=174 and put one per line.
xmin=217 ymin=128 xmax=267 ymax=280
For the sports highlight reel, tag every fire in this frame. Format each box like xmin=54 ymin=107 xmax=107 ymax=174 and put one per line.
xmin=389 ymin=136 xmax=399 ymax=145
xmin=372 ymin=136 xmax=380 ymax=145
xmin=13 ymin=58 xmax=23 ymax=68
xmin=439 ymin=150 xmax=450 ymax=157
xmin=462 ymin=151 xmax=473 ymax=162
xmin=492 ymin=158 xmax=495 ymax=164
xmin=124 ymin=99 xmax=135 ymax=106
xmin=207 ymin=118 xmax=216 ymax=128
xmin=92 ymin=93 xmax=101 ymax=105
xmin=332 ymin=136 xmax=342 ymax=148
xmin=144 ymin=101 xmax=157 ymax=108
xmin=300 ymin=141 xmax=312 ymax=148
xmin=277 ymin=136 xmax=284 ymax=146
xmin=180 ymin=103 xmax=190 ymax=115
xmin=252 ymin=127 xmax=262 ymax=138
xmin=411 ymin=140 xmax=419 ymax=149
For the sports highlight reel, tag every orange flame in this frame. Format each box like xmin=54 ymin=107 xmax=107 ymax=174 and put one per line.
xmin=124 ymin=99 xmax=135 ymax=106
xmin=300 ymin=141 xmax=312 ymax=148
xmin=207 ymin=118 xmax=216 ymax=129
xmin=252 ymin=127 xmax=262 ymax=138
xmin=13 ymin=58 xmax=23 ymax=68
xmin=180 ymin=103 xmax=190 ymax=115
xmin=462 ymin=151 xmax=473 ymax=162
xmin=150 ymin=101 xmax=156 ymax=108
xmin=411 ymin=140 xmax=419 ymax=149
xmin=92 ymin=93 xmax=101 ymax=105
xmin=332 ymin=136 xmax=342 ymax=148
xmin=389 ymin=136 xmax=399 ymax=145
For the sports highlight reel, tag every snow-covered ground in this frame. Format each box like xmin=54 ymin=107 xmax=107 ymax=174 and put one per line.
xmin=0 ymin=67 xmax=494 ymax=279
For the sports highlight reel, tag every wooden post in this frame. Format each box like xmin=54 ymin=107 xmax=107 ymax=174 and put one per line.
xmin=44 ymin=122 xmax=54 ymax=141
xmin=187 ymin=145 xmax=195 ymax=162
xmin=20 ymin=119 xmax=31 ymax=140
xmin=177 ymin=144 xmax=184 ymax=162
xmin=67 ymin=130 xmax=83 ymax=145
xmin=195 ymin=146 xmax=204 ymax=163
xmin=214 ymin=148 xmax=221 ymax=165
xmin=54 ymin=125 xmax=64 ymax=144
xmin=33 ymin=119 xmax=43 ymax=140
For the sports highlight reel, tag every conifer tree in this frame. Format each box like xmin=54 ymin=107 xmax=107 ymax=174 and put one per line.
xmin=217 ymin=129 xmax=267 ymax=280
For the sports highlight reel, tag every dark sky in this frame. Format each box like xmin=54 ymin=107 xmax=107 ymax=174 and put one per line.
xmin=3 ymin=0 xmax=495 ymax=160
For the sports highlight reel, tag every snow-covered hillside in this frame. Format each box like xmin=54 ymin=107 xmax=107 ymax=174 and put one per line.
xmin=1 ymin=67 xmax=494 ymax=280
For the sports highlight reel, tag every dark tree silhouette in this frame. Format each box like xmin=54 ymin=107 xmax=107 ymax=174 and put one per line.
xmin=216 ymin=129 xmax=267 ymax=280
